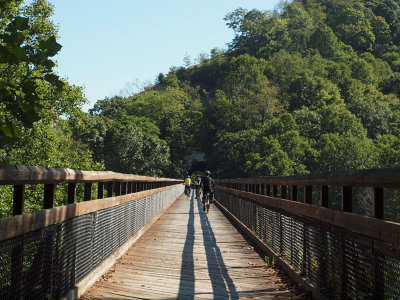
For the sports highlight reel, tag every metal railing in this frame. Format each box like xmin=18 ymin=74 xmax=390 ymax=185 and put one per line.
xmin=215 ymin=168 xmax=400 ymax=299
xmin=0 ymin=165 xmax=182 ymax=299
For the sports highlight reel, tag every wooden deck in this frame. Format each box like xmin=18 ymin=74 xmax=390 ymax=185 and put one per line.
xmin=81 ymin=193 xmax=295 ymax=299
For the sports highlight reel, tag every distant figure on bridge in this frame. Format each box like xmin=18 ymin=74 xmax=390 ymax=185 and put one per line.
xmin=195 ymin=175 xmax=202 ymax=200
xmin=184 ymin=175 xmax=191 ymax=197
xmin=201 ymin=171 xmax=215 ymax=210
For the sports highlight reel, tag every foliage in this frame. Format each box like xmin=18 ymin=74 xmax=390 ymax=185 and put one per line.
xmin=3 ymin=0 xmax=400 ymax=186
xmin=0 ymin=0 xmax=81 ymax=144
xmin=103 ymin=117 xmax=170 ymax=177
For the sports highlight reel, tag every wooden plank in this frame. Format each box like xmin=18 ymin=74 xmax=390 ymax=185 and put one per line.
xmin=82 ymin=194 xmax=295 ymax=300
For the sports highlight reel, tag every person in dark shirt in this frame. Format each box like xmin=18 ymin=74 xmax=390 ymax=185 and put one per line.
xmin=200 ymin=171 xmax=215 ymax=211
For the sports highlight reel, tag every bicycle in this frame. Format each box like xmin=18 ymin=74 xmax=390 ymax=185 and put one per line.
xmin=195 ymin=186 xmax=201 ymax=201
xmin=202 ymin=191 xmax=212 ymax=213
xmin=184 ymin=185 xmax=191 ymax=198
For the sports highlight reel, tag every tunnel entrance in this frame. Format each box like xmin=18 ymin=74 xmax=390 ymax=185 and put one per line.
xmin=188 ymin=160 xmax=208 ymax=175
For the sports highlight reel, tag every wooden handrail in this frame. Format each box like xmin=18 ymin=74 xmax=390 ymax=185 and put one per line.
xmin=0 ymin=165 xmax=180 ymax=184
xmin=0 ymin=185 xmax=181 ymax=241
xmin=216 ymin=168 xmax=400 ymax=188
xmin=216 ymin=186 xmax=400 ymax=245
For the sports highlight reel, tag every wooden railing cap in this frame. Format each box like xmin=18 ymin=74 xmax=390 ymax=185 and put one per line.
xmin=216 ymin=168 xmax=400 ymax=188
xmin=0 ymin=165 xmax=180 ymax=184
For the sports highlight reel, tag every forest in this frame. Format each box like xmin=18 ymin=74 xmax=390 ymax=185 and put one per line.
xmin=1 ymin=0 xmax=400 ymax=196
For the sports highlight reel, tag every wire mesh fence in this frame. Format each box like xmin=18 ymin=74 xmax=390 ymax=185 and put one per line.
xmin=0 ymin=185 xmax=181 ymax=300
xmin=215 ymin=189 xmax=400 ymax=299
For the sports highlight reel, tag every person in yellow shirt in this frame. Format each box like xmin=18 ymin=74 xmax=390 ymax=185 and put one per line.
xmin=184 ymin=175 xmax=191 ymax=197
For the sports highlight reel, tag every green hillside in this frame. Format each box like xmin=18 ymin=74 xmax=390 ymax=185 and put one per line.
xmin=80 ymin=0 xmax=400 ymax=178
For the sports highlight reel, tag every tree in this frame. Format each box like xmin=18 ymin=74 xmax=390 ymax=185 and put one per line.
xmin=210 ymin=129 xmax=259 ymax=178
xmin=224 ymin=8 xmax=288 ymax=58
xmin=380 ymin=72 xmax=400 ymax=96
xmin=376 ymin=134 xmax=400 ymax=167
xmin=244 ymin=137 xmax=294 ymax=176
xmin=330 ymin=8 xmax=375 ymax=52
xmin=314 ymin=133 xmax=378 ymax=171
xmin=89 ymin=96 xmax=130 ymax=118
xmin=103 ymin=118 xmax=170 ymax=177
xmin=318 ymin=103 xmax=367 ymax=137
xmin=0 ymin=0 xmax=76 ymax=144
xmin=284 ymin=1 xmax=317 ymax=52
xmin=309 ymin=24 xmax=343 ymax=58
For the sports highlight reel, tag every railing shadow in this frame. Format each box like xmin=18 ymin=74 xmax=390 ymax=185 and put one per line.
xmin=177 ymin=193 xmax=195 ymax=299
xmin=197 ymin=198 xmax=239 ymax=299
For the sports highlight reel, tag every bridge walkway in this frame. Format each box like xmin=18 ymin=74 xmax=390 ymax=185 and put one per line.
xmin=81 ymin=193 xmax=295 ymax=299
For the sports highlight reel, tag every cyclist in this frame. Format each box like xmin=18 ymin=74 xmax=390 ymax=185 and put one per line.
xmin=184 ymin=175 xmax=191 ymax=197
xmin=195 ymin=175 xmax=202 ymax=200
xmin=200 ymin=171 xmax=215 ymax=212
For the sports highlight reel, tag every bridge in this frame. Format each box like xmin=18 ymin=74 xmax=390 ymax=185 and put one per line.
xmin=0 ymin=165 xmax=399 ymax=299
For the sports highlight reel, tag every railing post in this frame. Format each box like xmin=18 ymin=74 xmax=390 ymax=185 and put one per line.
xmin=372 ymin=187 xmax=384 ymax=299
xmin=291 ymin=185 xmax=298 ymax=201
xmin=84 ymin=183 xmax=92 ymax=201
xmin=68 ymin=183 xmax=76 ymax=204
xmin=115 ymin=182 xmax=121 ymax=196
xmin=281 ymin=185 xmax=287 ymax=199
xmin=97 ymin=182 xmax=104 ymax=199
xmin=13 ymin=184 xmax=25 ymax=215
xmin=256 ymin=184 xmax=260 ymax=194
xmin=12 ymin=184 xmax=24 ymax=295
xmin=304 ymin=185 xmax=312 ymax=204
xmin=340 ymin=185 xmax=352 ymax=298
xmin=266 ymin=185 xmax=271 ymax=196
xmin=321 ymin=185 xmax=328 ymax=207
xmin=342 ymin=186 xmax=352 ymax=212
xmin=373 ymin=187 xmax=384 ymax=219
xmin=44 ymin=184 xmax=55 ymax=209
xmin=273 ymin=185 xmax=278 ymax=197
xmin=121 ymin=182 xmax=127 ymax=195
xmin=261 ymin=184 xmax=265 ymax=195
xmin=106 ymin=181 xmax=113 ymax=197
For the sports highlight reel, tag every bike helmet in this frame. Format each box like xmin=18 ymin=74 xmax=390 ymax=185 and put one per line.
xmin=204 ymin=170 xmax=211 ymax=176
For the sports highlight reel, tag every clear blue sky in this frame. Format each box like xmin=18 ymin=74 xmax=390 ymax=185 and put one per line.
xmin=49 ymin=0 xmax=281 ymax=111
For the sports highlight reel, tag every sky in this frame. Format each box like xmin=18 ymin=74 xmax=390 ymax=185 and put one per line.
xmin=49 ymin=0 xmax=281 ymax=111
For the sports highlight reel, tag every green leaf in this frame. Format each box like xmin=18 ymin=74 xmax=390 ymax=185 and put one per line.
xmin=0 ymin=126 xmax=13 ymax=138
xmin=44 ymin=73 xmax=59 ymax=84
xmin=21 ymin=80 xmax=37 ymax=96
xmin=13 ymin=17 xmax=29 ymax=31
xmin=38 ymin=36 xmax=62 ymax=57
xmin=43 ymin=59 xmax=55 ymax=70
xmin=9 ymin=46 xmax=27 ymax=60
